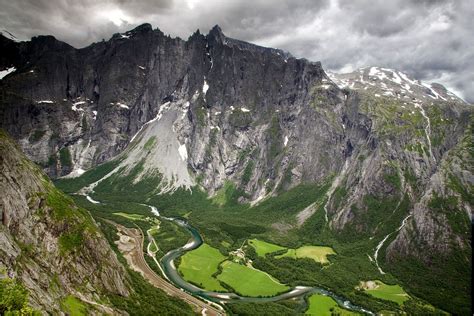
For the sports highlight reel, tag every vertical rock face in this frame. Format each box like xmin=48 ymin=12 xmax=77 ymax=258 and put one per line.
xmin=1 ymin=23 xmax=207 ymax=177
xmin=0 ymin=130 xmax=129 ymax=313
xmin=0 ymin=23 xmax=354 ymax=198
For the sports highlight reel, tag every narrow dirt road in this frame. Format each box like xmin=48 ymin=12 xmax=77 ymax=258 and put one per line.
xmin=111 ymin=221 xmax=224 ymax=316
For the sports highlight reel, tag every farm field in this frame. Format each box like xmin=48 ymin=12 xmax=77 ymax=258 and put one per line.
xmin=248 ymin=238 xmax=286 ymax=256
xmin=113 ymin=212 xmax=145 ymax=221
xmin=277 ymin=245 xmax=336 ymax=264
xmin=217 ymin=261 xmax=290 ymax=297
xmin=305 ymin=293 xmax=357 ymax=316
xmin=248 ymin=238 xmax=336 ymax=264
xmin=361 ymin=280 xmax=409 ymax=305
xmin=178 ymin=243 xmax=227 ymax=291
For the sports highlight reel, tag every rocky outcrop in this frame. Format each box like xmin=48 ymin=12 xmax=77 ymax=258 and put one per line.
xmin=0 ymin=130 xmax=129 ymax=313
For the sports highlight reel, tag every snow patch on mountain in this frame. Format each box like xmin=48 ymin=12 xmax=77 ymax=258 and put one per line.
xmin=116 ymin=102 xmax=130 ymax=109
xmin=72 ymin=101 xmax=86 ymax=111
xmin=178 ymin=143 xmax=188 ymax=161
xmin=421 ymin=82 xmax=446 ymax=101
xmin=0 ymin=67 xmax=16 ymax=79
xmin=203 ymin=80 xmax=209 ymax=94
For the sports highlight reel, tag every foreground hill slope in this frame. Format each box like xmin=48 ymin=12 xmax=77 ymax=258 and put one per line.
xmin=0 ymin=130 xmax=130 ymax=313
xmin=0 ymin=130 xmax=195 ymax=315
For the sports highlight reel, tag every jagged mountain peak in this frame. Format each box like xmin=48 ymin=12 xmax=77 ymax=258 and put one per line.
xmin=110 ymin=22 xmax=160 ymax=42
xmin=207 ymin=24 xmax=226 ymax=45
xmin=210 ymin=24 xmax=224 ymax=35
xmin=132 ymin=22 xmax=153 ymax=32
xmin=190 ymin=28 xmax=202 ymax=38
xmin=205 ymin=24 xmax=293 ymax=61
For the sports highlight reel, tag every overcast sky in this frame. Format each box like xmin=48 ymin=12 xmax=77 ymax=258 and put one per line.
xmin=1 ymin=0 xmax=472 ymax=102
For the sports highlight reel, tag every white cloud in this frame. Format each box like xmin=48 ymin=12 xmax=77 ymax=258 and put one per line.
xmin=99 ymin=8 xmax=131 ymax=27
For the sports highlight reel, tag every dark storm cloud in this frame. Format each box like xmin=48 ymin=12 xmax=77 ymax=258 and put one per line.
xmin=0 ymin=0 xmax=472 ymax=102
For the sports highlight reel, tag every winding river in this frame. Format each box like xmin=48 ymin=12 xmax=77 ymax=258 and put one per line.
xmin=147 ymin=205 xmax=373 ymax=314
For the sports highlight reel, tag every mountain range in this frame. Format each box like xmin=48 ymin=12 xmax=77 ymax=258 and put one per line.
xmin=0 ymin=24 xmax=472 ymax=315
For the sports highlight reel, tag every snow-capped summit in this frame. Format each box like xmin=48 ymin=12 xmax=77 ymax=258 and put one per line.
xmin=328 ymin=67 xmax=466 ymax=104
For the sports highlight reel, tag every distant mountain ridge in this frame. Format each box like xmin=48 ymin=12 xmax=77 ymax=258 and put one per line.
xmin=328 ymin=66 xmax=466 ymax=104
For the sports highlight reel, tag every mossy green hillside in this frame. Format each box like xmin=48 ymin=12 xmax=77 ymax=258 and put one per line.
xmin=60 ymin=295 xmax=88 ymax=316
